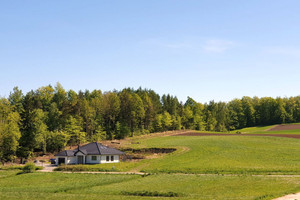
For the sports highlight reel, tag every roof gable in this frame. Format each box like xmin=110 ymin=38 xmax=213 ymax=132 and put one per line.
xmin=74 ymin=149 xmax=87 ymax=155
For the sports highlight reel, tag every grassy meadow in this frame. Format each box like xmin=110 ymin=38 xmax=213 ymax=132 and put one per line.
xmin=55 ymin=135 xmax=300 ymax=174
xmin=131 ymin=135 xmax=300 ymax=174
xmin=1 ymin=128 xmax=300 ymax=199
xmin=1 ymin=170 xmax=300 ymax=200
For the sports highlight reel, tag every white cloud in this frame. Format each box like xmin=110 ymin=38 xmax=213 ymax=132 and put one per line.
xmin=202 ymin=39 xmax=234 ymax=53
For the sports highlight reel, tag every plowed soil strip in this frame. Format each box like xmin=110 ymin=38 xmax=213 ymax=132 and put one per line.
xmin=268 ymin=124 xmax=300 ymax=131
xmin=174 ymin=132 xmax=300 ymax=139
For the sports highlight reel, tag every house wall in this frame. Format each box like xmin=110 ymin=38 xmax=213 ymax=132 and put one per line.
xmin=86 ymin=155 xmax=101 ymax=164
xmin=67 ymin=156 xmax=77 ymax=164
xmin=55 ymin=157 xmax=59 ymax=165
xmin=100 ymin=155 xmax=120 ymax=163
xmin=55 ymin=156 xmax=77 ymax=165
xmin=55 ymin=155 xmax=120 ymax=165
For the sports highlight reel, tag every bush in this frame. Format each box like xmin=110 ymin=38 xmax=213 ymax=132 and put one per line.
xmin=22 ymin=163 xmax=36 ymax=173
xmin=0 ymin=165 xmax=23 ymax=170
xmin=121 ymin=190 xmax=179 ymax=197
xmin=0 ymin=164 xmax=42 ymax=171
xmin=54 ymin=164 xmax=117 ymax=172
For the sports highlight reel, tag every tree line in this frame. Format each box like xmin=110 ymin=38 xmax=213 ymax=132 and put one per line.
xmin=1 ymin=83 xmax=300 ymax=162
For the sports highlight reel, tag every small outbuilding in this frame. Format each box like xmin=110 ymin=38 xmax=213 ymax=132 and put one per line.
xmin=55 ymin=142 xmax=125 ymax=165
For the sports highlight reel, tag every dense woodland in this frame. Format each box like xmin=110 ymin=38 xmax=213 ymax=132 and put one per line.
xmin=1 ymin=83 xmax=300 ymax=162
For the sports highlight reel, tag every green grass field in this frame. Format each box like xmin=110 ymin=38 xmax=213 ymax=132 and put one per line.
xmin=1 ymin=170 xmax=300 ymax=200
xmin=232 ymin=125 xmax=275 ymax=133
xmin=1 ymin=128 xmax=300 ymax=199
xmin=55 ymin=136 xmax=300 ymax=174
xmin=131 ymin=135 xmax=300 ymax=174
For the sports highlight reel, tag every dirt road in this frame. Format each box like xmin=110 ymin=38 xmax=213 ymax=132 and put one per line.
xmin=273 ymin=192 xmax=300 ymax=200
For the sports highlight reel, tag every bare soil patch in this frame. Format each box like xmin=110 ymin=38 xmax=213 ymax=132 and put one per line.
xmin=175 ymin=132 xmax=300 ymax=139
xmin=121 ymin=148 xmax=176 ymax=160
xmin=268 ymin=124 xmax=300 ymax=131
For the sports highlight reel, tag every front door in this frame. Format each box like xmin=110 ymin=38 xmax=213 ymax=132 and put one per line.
xmin=77 ymin=156 xmax=84 ymax=164
xmin=58 ymin=158 xmax=65 ymax=165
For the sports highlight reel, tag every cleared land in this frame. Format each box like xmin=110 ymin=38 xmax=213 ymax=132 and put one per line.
xmin=55 ymin=135 xmax=300 ymax=174
xmin=1 ymin=171 xmax=300 ymax=200
xmin=268 ymin=124 xmax=300 ymax=131
xmin=1 ymin=127 xmax=300 ymax=199
xmin=133 ymin=135 xmax=300 ymax=174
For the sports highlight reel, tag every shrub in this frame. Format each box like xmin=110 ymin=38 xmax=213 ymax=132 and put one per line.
xmin=0 ymin=165 xmax=23 ymax=170
xmin=35 ymin=166 xmax=43 ymax=170
xmin=54 ymin=164 xmax=118 ymax=172
xmin=0 ymin=165 xmax=42 ymax=171
xmin=22 ymin=163 xmax=36 ymax=173
xmin=121 ymin=190 xmax=179 ymax=197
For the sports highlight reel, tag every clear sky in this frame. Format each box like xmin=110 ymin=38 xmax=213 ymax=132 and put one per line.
xmin=1 ymin=1 xmax=300 ymax=103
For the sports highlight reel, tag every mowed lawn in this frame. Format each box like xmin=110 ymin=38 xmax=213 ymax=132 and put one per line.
xmin=130 ymin=135 xmax=300 ymax=174
xmin=1 ymin=170 xmax=300 ymax=200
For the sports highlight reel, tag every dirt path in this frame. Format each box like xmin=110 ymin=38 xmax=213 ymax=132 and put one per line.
xmin=273 ymin=192 xmax=300 ymax=200
xmin=39 ymin=169 xmax=300 ymax=178
xmin=173 ymin=173 xmax=300 ymax=177
xmin=41 ymin=171 xmax=148 ymax=175
xmin=36 ymin=164 xmax=57 ymax=172
xmin=265 ymin=125 xmax=278 ymax=131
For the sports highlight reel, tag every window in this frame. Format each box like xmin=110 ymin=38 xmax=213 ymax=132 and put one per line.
xmin=91 ymin=156 xmax=97 ymax=161
xmin=111 ymin=156 xmax=114 ymax=162
xmin=106 ymin=156 xmax=109 ymax=162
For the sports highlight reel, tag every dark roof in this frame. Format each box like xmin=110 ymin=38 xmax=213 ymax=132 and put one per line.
xmin=74 ymin=149 xmax=87 ymax=155
xmin=55 ymin=142 xmax=125 ymax=156
xmin=55 ymin=150 xmax=76 ymax=156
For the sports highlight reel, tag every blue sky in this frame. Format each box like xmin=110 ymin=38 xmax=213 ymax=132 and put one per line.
xmin=1 ymin=1 xmax=300 ymax=103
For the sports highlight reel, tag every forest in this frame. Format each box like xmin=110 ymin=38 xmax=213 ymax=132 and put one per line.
xmin=1 ymin=83 xmax=300 ymax=162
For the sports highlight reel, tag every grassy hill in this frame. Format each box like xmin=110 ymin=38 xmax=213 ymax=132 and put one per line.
xmin=133 ymin=135 xmax=300 ymax=174
xmin=1 ymin=130 xmax=300 ymax=199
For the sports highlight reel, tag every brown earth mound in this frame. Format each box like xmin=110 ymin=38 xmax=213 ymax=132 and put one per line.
xmin=268 ymin=124 xmax=300 ymax=131
xmin=174 ymin=132 xmax=300 ymax=139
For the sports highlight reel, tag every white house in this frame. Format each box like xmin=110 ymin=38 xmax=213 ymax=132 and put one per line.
xmin=55 ymin=142 xmax=125 ymax=165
